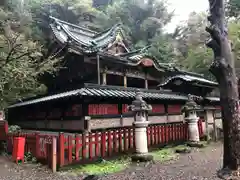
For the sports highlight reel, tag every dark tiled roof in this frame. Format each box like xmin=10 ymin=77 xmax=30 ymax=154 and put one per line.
xmin=8 ymin=84 xmax=189 ymax=108
xmin=50 ymin=16 xmax=127 ymax=53
xmin=158 ymin=74 xmax=218 ymax=87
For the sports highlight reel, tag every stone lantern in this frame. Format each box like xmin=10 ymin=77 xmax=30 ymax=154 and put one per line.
xmin=128 ymin=90 xmax=153 ymax=162
xmin=182 ymin=94 xmax=201 ymax=143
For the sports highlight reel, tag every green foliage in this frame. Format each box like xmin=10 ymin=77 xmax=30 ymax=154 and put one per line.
xmin=174 ymin=11 xmax=240 ymax=79
xmin=173 ymin=12 xmax=213 ymax=78
xmin=67 ymin=145 xmax=180 ymax=175
xmin=28 ymin=0 xmax=105 ymax=34
xmin=227 ymin=0 xmax=240 ymax=18
xmin=69 ymin=157 xmax=130 ymax=175
xmin=150 ymin=147 xmax=177 ymax=162
xmin=24 ymin=151 xmax=37 ymax=163
xmin=229 ymin=20 xmax=240 ymax=61
xmin=229 ymin=20 xmax=240 ymax=76
xmin=0 ymin=2 xmax=62 ymax=108
xmin=8 ymin=125 xmax=21 ymax=133
xmin=2 ymin=0 xmax=240 ymax=109
xmin=97 ymin=0 xmax=175 ymax=63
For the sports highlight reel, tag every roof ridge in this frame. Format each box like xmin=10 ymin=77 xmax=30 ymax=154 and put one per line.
xmin=119 ymin=46 xmax=151 ymax=57
xmin=93 ymin=23 xmax=122 ymax=38
xmin=49 ymin=16 xmax=98 ymax=35
xmin=83 ymin=83 xmax=183 ymax=95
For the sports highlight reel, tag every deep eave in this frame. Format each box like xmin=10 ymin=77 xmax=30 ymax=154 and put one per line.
xmin=7 ymin=83 xmax=220 ymax=109
xmin=8 ymin=84 xmax=190 ymax=109
xmin=158 ymin=74 xmax=218 ymax=88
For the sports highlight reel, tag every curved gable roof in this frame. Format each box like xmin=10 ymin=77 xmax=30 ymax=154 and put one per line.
xmin=49 ymin=16 xmax=129 ymax=53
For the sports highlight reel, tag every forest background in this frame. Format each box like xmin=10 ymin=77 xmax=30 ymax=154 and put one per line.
xmin=0 ymin=0 xmax=239 ymax=108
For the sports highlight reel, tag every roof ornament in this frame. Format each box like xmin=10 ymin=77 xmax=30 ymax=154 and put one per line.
xmin=182 ymin=94 xmax=201 ymax=113
xmin=56 ymin=25 xmax=61 ymax=31
xmin=115 ymin=32 xmax=122 ymax=42
xmin=90 ymin=40 xmax=97 ymax=46
xmin=128 ymin=89 xmax=152 ymax=112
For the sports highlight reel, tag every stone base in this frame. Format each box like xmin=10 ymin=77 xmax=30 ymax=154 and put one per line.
xmin=175 ymin=148 xmax=191 ymax=154
xmin=187 ymin=141 xmax=205 ymax=148
xmin=217 ymin=167 xmax=240 ymax=180
xmin=131 ymin=153 xmax=153 ymax=162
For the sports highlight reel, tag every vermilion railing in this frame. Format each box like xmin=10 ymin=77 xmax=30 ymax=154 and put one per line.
xmin=57 ymin=122 xmax=192 ymax=167
xmin=0 ymin=120 xmax=204 ymax=169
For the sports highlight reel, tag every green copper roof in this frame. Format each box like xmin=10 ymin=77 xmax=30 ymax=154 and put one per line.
xmin=49 ymin=16 xmax=211 ymax=80
xmin=50 ymin=16 xmax=128 ymax=53
xmin=158 ymin=75 xmax=218 ymax=87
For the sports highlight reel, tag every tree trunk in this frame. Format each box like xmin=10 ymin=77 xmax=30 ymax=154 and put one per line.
xmin=206 ymin=0 xmax=240 ymax=173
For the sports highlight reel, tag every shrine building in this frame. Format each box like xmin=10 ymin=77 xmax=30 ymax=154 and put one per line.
xmin=6 ymin=16 xmax=220 ymax=132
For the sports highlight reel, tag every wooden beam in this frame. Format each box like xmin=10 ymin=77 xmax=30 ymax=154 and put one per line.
xmin=124 ymin=75 xmax=127 ymax=88
xmin=102 ymin=69 xmax=160 ymax=82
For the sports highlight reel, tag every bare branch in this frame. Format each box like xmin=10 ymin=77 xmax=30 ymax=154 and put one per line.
xmin=5 ymin=43 xmax=22 ymax=63
xmin=11 ymin=52 xmax=31 ymax=61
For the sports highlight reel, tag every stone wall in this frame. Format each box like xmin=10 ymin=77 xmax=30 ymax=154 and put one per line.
xmin=89 ymin=114 xmax=184 ymax=130
xmin=89 ymin=118 xmax=122 ymax=129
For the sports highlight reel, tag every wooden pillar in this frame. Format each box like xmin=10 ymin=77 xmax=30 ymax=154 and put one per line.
xmin=145 ymin=79 xmax=148 ymax=89
xmin=145 ymin=72 xmax=148 ymax=89
xmin=51 ymin=137 xmax=57 ymax=173
xmin=97 ymin=54 xmax=100 ymax=85
xmin=84 ymin=116 xmax=91 ymax=132
xmin=124 ymin=75 xmax=127 ymax=88
xmin=102 ymin=72 xmax=107 ymax=85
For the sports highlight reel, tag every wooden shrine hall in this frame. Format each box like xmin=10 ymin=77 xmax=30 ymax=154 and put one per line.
xmin=6 ymin=16 xmax=220 ymax=132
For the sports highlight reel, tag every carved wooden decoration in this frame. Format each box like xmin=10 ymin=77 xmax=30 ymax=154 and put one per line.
xmin=105 ymin=32 xmax=128 ymax=55
xmin=107 ymin=42 xmax=127 ymax=55
xmin=140 ymin=58 xmax=154 ymax=67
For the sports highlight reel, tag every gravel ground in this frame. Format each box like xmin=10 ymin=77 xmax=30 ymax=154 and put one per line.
xmin=0 ymin=142 xmax=223 ymax=180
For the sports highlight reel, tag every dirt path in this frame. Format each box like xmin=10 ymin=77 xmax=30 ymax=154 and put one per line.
xmin=0 ymin=143 xmax=223 ymax=180
xmin=99 ymin=142 xmax=223 ymax=180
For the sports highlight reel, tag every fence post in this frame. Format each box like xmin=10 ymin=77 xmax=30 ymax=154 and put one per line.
xmin=52 ymin=137 xmax=57 ymax=173
xmin=58 ymin=132 xmax=64 ymax=168
xmin=101 ymin=131 xmax=106 ymax=157
xmin=35 ymin=132 xmax=40 ymax=158
xmin=4 ymin=121 xmax=8 ymax=135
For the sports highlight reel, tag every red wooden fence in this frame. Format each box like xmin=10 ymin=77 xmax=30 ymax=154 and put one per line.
xmin=6 ymin=132 xmax=56 ymax=165
xmin=57 ymin=122 xmax=195 ymax=167
xmin=0 ymin=120 xmax=204 ymax=169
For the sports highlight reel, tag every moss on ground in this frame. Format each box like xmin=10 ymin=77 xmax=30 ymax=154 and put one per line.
xmin=65 ymin=143 xmax=207 ymax=175
xmin=67 ymin=157 xmax=130 ymax=175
